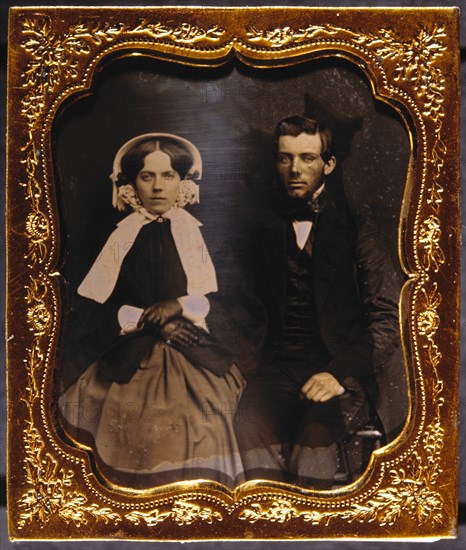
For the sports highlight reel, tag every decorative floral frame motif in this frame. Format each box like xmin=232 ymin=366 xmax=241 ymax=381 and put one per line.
xmin=6 ymin=7 xmax=460 ymax=541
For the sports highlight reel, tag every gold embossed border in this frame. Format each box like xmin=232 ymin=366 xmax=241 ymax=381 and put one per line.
xmin=6 ymin=7 xmax=460 ymax=541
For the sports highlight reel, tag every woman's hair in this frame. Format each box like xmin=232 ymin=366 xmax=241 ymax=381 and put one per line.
xmin=274 ymin=115 xmax=334 ymax=163
xmin=118 ymin=137 xmax=194 ymax=186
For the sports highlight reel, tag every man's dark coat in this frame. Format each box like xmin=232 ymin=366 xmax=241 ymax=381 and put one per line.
xmin=250 ymin=187 xmax=402 ymax=425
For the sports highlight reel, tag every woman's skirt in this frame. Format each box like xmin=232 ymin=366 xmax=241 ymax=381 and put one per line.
xmin=58 ymin=341 xmax=246 ymax=489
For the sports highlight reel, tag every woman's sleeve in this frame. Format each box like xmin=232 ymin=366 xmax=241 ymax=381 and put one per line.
xmin=58 ymin=294 xmax=124 ymax=391
xmin=206 ymin=292 xmax=267 ymax=379
xmin=202 ymin=231 xmax=268 ymax=379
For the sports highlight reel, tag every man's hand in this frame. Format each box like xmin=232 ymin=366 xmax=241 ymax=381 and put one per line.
xmin=160 ymin=319 xmax=202 ymax=347
xmin=138 ymin=299 xmax=182 ymax=331
xmin=301 ymin=372 xmax=345 ymax=402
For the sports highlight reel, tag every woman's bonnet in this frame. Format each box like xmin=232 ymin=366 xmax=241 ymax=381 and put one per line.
xmin=110 ymin=133 xmax=203 ymax=212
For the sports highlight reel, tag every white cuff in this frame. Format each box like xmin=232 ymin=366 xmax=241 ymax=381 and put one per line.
xmin=177 ymin=295 xmax=210 ymax=325
xmin=118 ymin=305 xmax=144 ymax=334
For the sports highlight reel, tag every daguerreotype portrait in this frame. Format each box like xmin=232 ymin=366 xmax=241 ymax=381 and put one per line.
xmin=6 ymin=6 xmax=460 ymax=541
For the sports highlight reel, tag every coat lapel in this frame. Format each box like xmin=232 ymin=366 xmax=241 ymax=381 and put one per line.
xmin=312 ymin=198 xmax=351 ymax=314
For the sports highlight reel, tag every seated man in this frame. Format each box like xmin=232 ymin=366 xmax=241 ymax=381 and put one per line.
xmin=234 ymin=114 xmax=400 ymax=489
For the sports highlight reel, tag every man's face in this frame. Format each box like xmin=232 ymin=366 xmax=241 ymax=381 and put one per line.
xmin=276 ymin=132 xmax=336 ymax=202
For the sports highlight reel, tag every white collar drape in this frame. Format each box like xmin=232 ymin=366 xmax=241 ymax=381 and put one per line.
xmin=78 ymin=207 xmax=218 ymax=304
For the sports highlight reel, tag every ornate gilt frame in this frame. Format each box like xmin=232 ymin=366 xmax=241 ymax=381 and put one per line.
xmin=6 ymin=7 xmax=460 ymax=541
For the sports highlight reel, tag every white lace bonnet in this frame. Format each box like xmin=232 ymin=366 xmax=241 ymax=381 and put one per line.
xmin=110 ymin=133 xmax=203 ymax=210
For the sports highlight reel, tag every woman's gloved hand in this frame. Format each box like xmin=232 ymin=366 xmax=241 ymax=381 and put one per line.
xmin=138 ymin=299 xmax=182 ymax=332
xmin=160 ymin=318 xmax=202 ymax=347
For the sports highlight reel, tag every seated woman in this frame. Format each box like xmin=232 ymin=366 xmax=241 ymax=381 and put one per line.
xmin=58 ymin=133 xmax=263 ymax=489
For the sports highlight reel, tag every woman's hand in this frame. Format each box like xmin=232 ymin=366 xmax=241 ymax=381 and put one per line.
xmin=160 ymin=319 xmax=202 ymax=347
xmin=138 ymin=299 xmax=182 ymax=332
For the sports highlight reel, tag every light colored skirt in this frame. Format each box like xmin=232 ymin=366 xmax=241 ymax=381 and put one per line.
xmin=59 ymin=341 xmax=246 ymax=488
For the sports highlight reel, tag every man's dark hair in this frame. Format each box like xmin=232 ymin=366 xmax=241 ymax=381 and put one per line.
xmin=274 ymin=115 xmax=334 ymax=163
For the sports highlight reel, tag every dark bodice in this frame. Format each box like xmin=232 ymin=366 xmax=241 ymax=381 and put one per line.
xmin=60 ymin=219 xmax=188 ymax=390
xmin=109 ymin=219 xmax=188 ymax=308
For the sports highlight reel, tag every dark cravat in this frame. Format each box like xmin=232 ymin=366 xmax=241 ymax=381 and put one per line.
xmin=285 ymin=204 xmax=317 ymax=222
xmin=284 ymin=187 xmax=327 ymax=222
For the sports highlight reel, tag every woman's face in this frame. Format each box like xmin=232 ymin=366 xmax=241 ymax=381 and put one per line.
xmin=135 ymin=150 xmax=181 ymax=215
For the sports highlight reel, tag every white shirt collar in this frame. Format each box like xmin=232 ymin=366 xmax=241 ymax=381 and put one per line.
xmin=292 ymin=220 xmax=313 ymax=250
xmin=290 ymin=184 xmax=324 ymax=250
